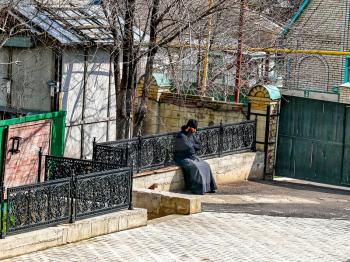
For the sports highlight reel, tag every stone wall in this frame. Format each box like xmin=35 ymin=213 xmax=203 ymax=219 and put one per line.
xmin=139 ymin=92 xmax=247 ymax=135
xmin=133 ymin=152 xmax=264 ymax=192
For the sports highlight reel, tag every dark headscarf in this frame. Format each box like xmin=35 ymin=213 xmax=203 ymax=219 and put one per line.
xmin=186 ymin=119 xmax=198 ymax=129
xmin=181 ymin=119 xmax=198 ymax=131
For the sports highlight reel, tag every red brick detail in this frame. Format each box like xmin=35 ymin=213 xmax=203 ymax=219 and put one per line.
xmin=3 ymin=120 xmax=52 ymax=193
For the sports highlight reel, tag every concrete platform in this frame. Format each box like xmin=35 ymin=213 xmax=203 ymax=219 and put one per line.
xmin=0 ymin=208 xmax=147 ymax=260
xmin=133 ymin=188 xmax=202 ymax=219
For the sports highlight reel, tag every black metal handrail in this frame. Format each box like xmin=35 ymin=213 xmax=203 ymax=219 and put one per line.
xmin=44 ymin=155 xmax=125 ymax=181
xmin=0 ymin=168 xmax=133 ymax=238
xmin=93 ymin=120 xmax=257 ymax=173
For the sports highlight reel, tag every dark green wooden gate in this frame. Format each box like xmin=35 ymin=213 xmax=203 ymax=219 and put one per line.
xmin=276 ymin=96 xmax=350 ymax=186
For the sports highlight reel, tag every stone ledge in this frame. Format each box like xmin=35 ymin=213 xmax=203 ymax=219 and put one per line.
xmin=133 ymin=152 xmax=264 ymax=192
xmin=134 ymin=166 xmax=181 ymax=178
xmin=0 ymin=208 xmax=147 ymax=260
xmin=133 ymin=188 xmax=202 ymax=219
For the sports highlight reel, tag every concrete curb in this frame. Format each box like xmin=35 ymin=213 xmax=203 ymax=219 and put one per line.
xmin=0 ymin=208 xmax=147 ymax=260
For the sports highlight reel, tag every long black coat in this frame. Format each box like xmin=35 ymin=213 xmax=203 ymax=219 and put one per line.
xmin=174 ymin=130 xmax=217 ymax=194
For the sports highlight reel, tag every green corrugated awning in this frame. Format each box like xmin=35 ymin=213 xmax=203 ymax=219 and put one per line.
xmin=264 ymin=85 xmax=281 ymax=100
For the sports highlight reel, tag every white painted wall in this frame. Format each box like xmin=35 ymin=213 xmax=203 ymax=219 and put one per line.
xmin=62 ymin=48 xmax=84 ymax=157
xmin=62 ymin=47 xmax=117 ymax=158
xmin=62 ymin=48 xmax=84 ymax=123
xmin=85 ymin=48 xmax=110 ymax=123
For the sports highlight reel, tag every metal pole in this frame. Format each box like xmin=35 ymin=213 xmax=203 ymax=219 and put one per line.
xmin=234 ymin=0 xmax=247 ymax=103
xmin=37 ymin=147 xmax=43 ymax=183
xmin=247 ymin=102 xmax=251 ymax=120
xmin=252 ymin=118 xmax=257 ymax=152
xmin=264 ymin=52 xmax=270 ymax=84
xmin=219 ymin=121 xmax=224 ymax=157
xmin=69 ymin=173 xmax=76 ymax=224
xmin=92 ymin=137 xmax=96 ymax=161
xmin=0 ymin=186 xmax=5 ymax=239
xmin=263 ymin=105 xmax=271 ymax=180
xmin=137 ymin=135 xmax=142 ymax=173
xmin=128 ymin=169 xmax=133 ymax=210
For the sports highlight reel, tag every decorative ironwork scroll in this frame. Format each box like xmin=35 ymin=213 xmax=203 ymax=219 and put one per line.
xmin=6 ymin=178 xmax=71 ymax=236
xmin=139 ymin=133 xmax=175 ymax=171
xmin=221 ymin=121 xmax=256 ymax=155
xmin=93 ymin=144 xmax=128 ymax=166
xmin=45 ymin=155 xmax=123 ymax=181
xmin=74 ymin=168 xmax=132 ymax=220
xmin=196 ymin=126 xmax=221 ymax=158
xmin=1 ymin=167 xmax=133 ymax=238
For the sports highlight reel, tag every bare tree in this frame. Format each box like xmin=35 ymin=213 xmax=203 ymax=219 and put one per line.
xmin=133 ymin=0 xmax=230 ymax=136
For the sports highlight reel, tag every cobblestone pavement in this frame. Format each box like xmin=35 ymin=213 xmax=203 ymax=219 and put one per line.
xmin=5 ymin=212 xmax=350 ymax=262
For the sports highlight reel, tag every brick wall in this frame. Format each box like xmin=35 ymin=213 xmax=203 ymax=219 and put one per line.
xmin=282 ymin=0 xmax=350 ymax=91
xmin=3 ymin=120 xmax=52 ymax=192
xmin=339 ymin=84 xmax=350 ymax=104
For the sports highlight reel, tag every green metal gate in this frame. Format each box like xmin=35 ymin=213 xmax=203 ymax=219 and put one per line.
xmin=276 ymin=96 xmax=350 ymax=186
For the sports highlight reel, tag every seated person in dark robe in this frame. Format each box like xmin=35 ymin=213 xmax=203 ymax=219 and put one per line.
xmin=173 ymin=119 xmax=217 ymax=195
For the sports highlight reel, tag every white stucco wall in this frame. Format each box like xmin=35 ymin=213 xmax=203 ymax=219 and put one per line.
xmin=62 ymin=47 xmax=116 ymax=158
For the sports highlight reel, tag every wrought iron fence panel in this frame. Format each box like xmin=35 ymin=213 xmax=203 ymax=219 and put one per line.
xmin=74 ymin=168 xmax=132 ymax=220
xmin=94 ymin=138 xmax=138 ymax=168
xmin=196 ymin=127 xmax=221 ymax=158
xmin=94 ymin=121 xmax=256 ymax=173
xmin=221 ymin=121 xmax=255 ymax=155
xmin=93 ymin=144 xmax=127 ymax=166
xmin=139 ymin=133 xmax=176 ymax=171
xmin=45 ymin=155 xmax=123 ymax=180
xmin=6 ymin=178 xmax=71 ymax=235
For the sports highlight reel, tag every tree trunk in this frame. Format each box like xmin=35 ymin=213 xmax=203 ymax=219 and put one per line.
xmin=117 ymin=0 xmax=136 ymax=139
xmin=133 ymin=0 xmax=160 ymax=136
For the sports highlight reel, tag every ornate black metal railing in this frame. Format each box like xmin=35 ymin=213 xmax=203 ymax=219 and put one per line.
xmin=73 ymin=168 xmax=132 ymax=221
xmin=44 ymin=155 xmax=125 ymax=181
xmin=0 ymin=168 xmax=132 ymax=238
xmin=93 ymin=120 xmax=256 ymax=173
xmin=3 ymin=178 xmax=71 ymax=237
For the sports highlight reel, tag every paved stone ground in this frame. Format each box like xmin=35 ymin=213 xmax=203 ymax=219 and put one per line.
xmin=201 ymin=180 xmax=350 ymax=220
xmin=4 ymin=180 xmax=350 ymax=261
xmin=4 ymin=212 xmax=350 ymax=262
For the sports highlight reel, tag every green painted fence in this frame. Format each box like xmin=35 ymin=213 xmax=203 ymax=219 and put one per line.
xmin=276 ymin=96 xmax=350 ymax=186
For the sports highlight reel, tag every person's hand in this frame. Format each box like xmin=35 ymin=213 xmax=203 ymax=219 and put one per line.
xmin=189 ymin=127 xmax=196 ymax=133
